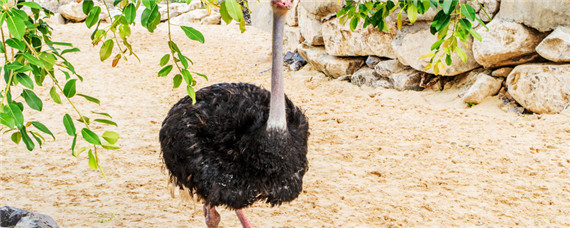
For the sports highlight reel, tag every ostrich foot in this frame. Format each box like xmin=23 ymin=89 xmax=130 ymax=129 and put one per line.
xmin=203 ymin=204 xmax=220 ymax=228
xmin=235 ymin=209 xmax=253 ymax=228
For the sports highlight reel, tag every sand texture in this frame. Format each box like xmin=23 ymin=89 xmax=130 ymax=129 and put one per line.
xmin=1 ymin=22 xmax=570 ymax=227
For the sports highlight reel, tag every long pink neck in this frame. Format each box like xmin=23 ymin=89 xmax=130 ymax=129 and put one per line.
xmin=267 ymin=11 xmax=287 ymax=131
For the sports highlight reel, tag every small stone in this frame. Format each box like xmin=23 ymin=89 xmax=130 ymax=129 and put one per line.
xmin=461 ymin=73 xmax=504 ymax=104
xmin=365 ymin=56 xmax=382 ymax=68
xmin=492 ymin=67 xmax=514 ymax=77
xmin=59 ymin=2 xmax=87 ymax=22
xmin=374 ymin=59 xmax=407 ymax=78
xmin=389 ymin=69 xmax=423 ymax=91
xmin=351 ymin=67 xmax=393 ymax=89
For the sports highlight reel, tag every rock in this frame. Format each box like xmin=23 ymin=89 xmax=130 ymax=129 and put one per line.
xmin=491 ymin=67 xmax=513 ymax=78
xmin=1 ymin=206 xmax=59 ymax=228
xmin=472 ymin=18 xmax=546 ymax=68
xmin=51 ymin=13 xmax=66 ymax=24
xmin=389 ymin=69 xmax=423 ymax=91
xmin=170 ymin=9 xmax=209 ymax=26
xmin=36 ymin=0 xmax=75 ymax=13
xmin=498 ymin=0 xmax=570 ymax=32
xmin=374 ymin=59 xmax=408 ymax=78
xmin=506 ymin=64 xmax=570 ymax=114
xmin=322 ymin=17 xmax=397 ymax=58
xmin=298 ymin=6 xmax=324 ymax=45
xmin=59 ymin=2 xmax=87 ymax=22
xmin=536 ymin=26 xmax=570 ymax=62
xmin=283 ymin=26 xmax=302 ymax=52
xmin=297 ymin=44 xmax=365 ymax=78
xmin=461 ymin=73 xmax=504 ymax=104
xmin=201 ymin=11 xmax=221 ymax=25
xmin=351 ymin=67 xmax=393 ymax=89
xmin=286 ymin=0 xmax=300 ymax=26
xmin=249 ymin=0 xmax=273 ymax=32
xmin=396 ymin=7 xmax=438 ymax=22
xmin=299 ymin=0 xmax=344 ymax=20
xmin=158 ymin=3 xmax=193 ymax=21
xmin=469 ymin=0 xmax=500 ymax=22
xmin=392 ymin=22 xmax=480 ymax=76
xmin=365 ymin=56 xmax=382 ymax=68
xmin=283 ymin=51 xmax=307 ymax=71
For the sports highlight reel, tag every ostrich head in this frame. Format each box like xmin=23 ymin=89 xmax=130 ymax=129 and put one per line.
xmin=271 ymin=0 xmax=294 ymax=14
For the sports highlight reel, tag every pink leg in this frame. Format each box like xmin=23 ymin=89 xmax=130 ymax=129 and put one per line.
xmin=203 ymin=204 xmax=220 ymax=228
xmin=235 ymin=209 xmax=253 ymax=228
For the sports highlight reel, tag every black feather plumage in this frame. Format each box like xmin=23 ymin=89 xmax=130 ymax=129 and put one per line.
xmin=160 ymin=83 xmax=309 ymax=209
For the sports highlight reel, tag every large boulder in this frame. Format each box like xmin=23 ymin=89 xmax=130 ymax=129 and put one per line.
xmin=299 ymin=0 xmax=344 ymax=20
xmin=506 ymin=64 xmax=570 ymax=114
xmin=297 ymin=44 xmax=365 ymax=79
xmin=392 ymin=22 xmax=480 ymax=76
xmin=298 ymin=6 xmax=324 ymax=45
xmin=283 ymin=26 xmax=302 ymax=52
xmin=1 ymin=206 xmax=59 ymax=228
xmin=322 ymin=17 xmax=397 ymax=58
xmin=472 ymin=19 xmax=546 ymax=68
xmin=498 ymin=0 xmax=570 ymax=32
xmin=536 ymin=26 xmax=570 ymax=63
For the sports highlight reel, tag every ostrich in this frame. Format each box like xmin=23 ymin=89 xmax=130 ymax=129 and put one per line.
xmin=159 ymin=0 xmax=308 ymax=227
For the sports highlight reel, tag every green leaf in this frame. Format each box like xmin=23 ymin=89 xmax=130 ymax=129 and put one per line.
xmin=77 ymin=116 xmax=90 ymax=125
xmin=102 ymin=142 xmax=121 ymax=150
xmin=158 ymin=65 xmax=173 ymax=77
xmin=442 ymin=0 xmax=453 ymax=14
xmin=91 ymin=111 xmax=112 ymax=118
xmin=102 ymin=131 xmax=120 ymax=144
xmin=219 ymin=1 xmax=232 ymax=24
xmin=100 ymin=39 xmax=114 ymax=61
xmin=21 ymin=89 xmax=43 ymax=111
xmin=16 ymin=73 xmax=34 ymax=89
xmin=50 ymin=86 xmax=62 ymax=104
xmin=349 ymin=17 xmax=359 ymax=31
xmin=456 ymin=46 xmax=467 ymax=63
xmin=85 ymin=6 xmax=101 ymax=29
xmin=445 ymin=54 xmax=452 ymax=65
xmin=187 ymin=85 xmax=196 ymax=104
xmin=5 ymin=38 xmax=26 ymax=51
xmin=178 ymin=53 xmax=189 ymax=69
xmin=30 ymin=132 xmax=44 ymax=148
xmin=88 ymin=149 xmax=98 ymax=169
xmin=81 ymin=128 xmax=101 ymax=145
xmin=71 ymin=134 xmax=78 ymax=156
xmin=82 ymin=0 xmax=94 ymax=15
xmin=173 ymin=74 xmax=182 ymax=89
xmin=124 ymin=3 xmax=136 ymax=24
xmin=61 ymin=48 xmax=81 ymax=55
xmin=20 ymin=127 xmax=35 ymax=151
xmin=160 ymin=54 xmax=170 ymax=67
xmin=181 ymin=69 xmax=193 ymax=84
xmin=0 ymin=113 xmax=16 ymax=129
xmin=469 ymin=28 xmax=482 ymax=41
xmin=7 ymin=103 xmax=24 ymax=128
xmin=63 ymin=114 xmax=76 ymax=136
xmin=6 ymin=12 xmax=25 ymax=40
xmin=407 ymin=4 xmax=418 ymax=23
xmin=94 ymin=119 xmax=118 ymax=127
xmin=193 ymin=72 xmax=208 ymax=80
xmin=11 ymin=131 xmax=21 ymax=144
xmin=18 ymin=1 xmax=42 ymax=9
xmin=39 ymin=53 xmax=56 ymax=70
xmin=225 ymin=0 xmax=242 ymax=21
xmin=180 ymin=26 xmax=205 ymax=44
xmin=23 ymin=53 xmax=43 ymax=67
xmin=63 ymin=79 xmax=77 ymax=98
xmin=77 ymin=94 xmax=101 ymax=105
xmin=461 ymin=4 xmax=476 ymax=21
xmin=31 ymin=121 xmax=55 ymax=140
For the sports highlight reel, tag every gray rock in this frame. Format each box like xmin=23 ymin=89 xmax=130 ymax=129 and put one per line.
xmin=365 ymin=56 xmax=382 ymax=68
xmin=536 ymin=26 xmax=570 ymax=63
xmin=392 ymin=22 xmax=480 ymax=76
xmin=1 ymin=206 xmax=59 ymax=228
xmin=461 ymin=73 xmax=504 ymax=104
xmin=297 ymin=44 xmax=365 ymax=79
xmin=389 ymin=69 xmax=423 ymax=91
xmin=322 ymin=17 xmax=397 ymax=58
xmin=472 ymin=18 xmax=546 ymax=68
xmin=374 ymin=59 xmax=408 ymax=78
xmin=351 ymin=67 xmax=393 ymax=89
xmin=498 ymin=0 xmax=570 ymax=32
xmin=506 ymin=64 xmax=570 ymax=114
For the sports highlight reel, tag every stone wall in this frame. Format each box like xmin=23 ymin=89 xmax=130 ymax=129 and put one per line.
xmin=251 ymin=0 xmax=570 ymax=114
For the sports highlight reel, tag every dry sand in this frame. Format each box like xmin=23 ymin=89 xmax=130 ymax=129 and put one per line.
xmin=1 ymin=22 xmax=570 ymax=227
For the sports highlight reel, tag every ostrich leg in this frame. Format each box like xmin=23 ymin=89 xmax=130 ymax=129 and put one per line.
xmin=203 ymin=204 xmax=220 ymax=228
xmin=235 ymin=209 xmax=253 ymax=228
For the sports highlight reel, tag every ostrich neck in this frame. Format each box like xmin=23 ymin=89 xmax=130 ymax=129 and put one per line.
xmin=267 ymin=11 xmax=287 ymax=131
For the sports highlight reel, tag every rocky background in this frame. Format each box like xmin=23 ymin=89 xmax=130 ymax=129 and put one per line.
xmin=250 ymin=0 xmax=570 ymax=115
xmin=35 ymin=0 xmax=570 ymax=114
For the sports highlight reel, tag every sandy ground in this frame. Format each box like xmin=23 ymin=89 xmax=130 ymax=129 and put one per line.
xmin=1 ymin=22 xmax=570 ymax=227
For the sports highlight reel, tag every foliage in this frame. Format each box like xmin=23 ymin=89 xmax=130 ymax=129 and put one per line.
xmin=0 ymin=0 xmax=247 ymax=178
xmin=337 ymin=0 xmax=490 ymax=75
